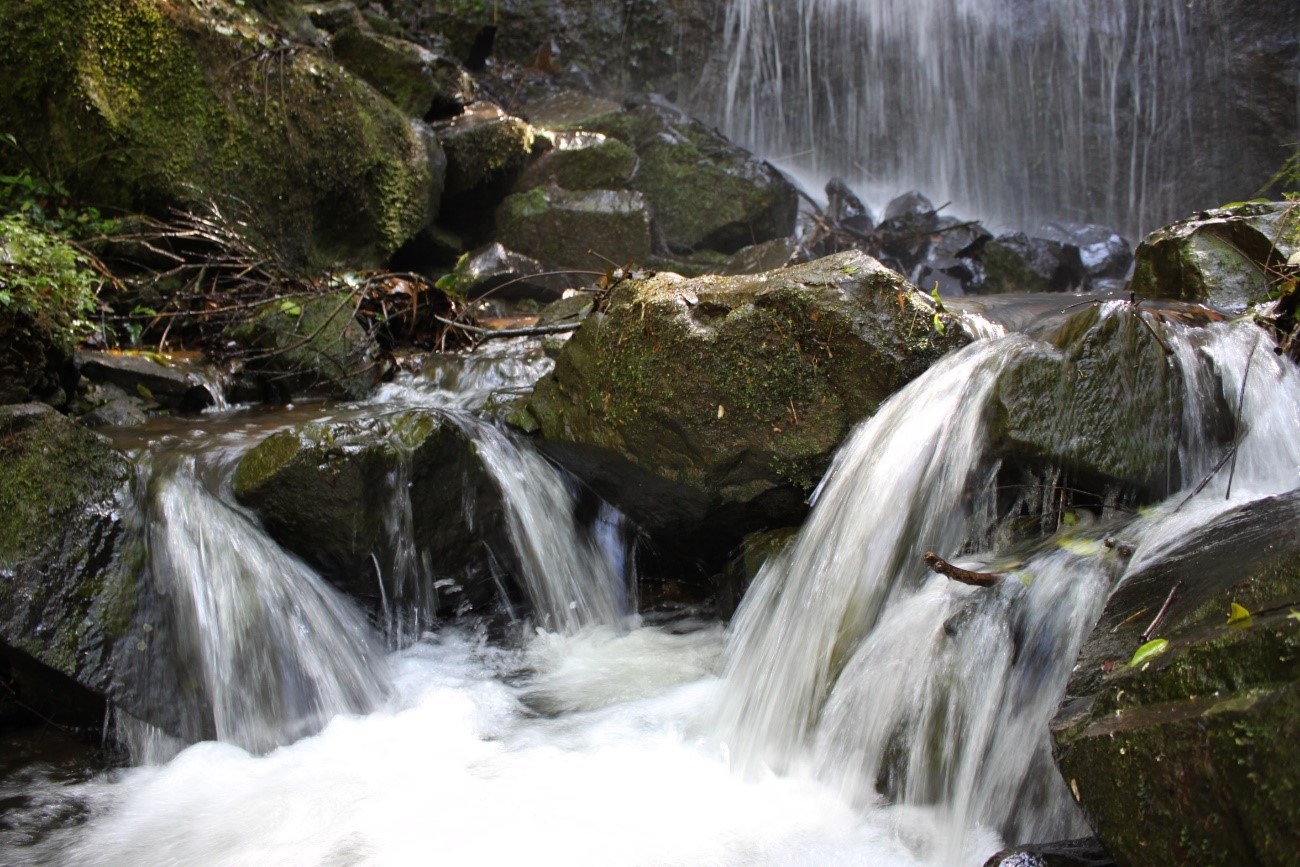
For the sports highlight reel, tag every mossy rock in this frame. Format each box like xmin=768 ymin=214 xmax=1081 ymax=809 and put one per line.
xmin=232 ymin=410 xmax=512 ymax=616
xmin=989 ymin=302 xmax=1203 ymax=494
xmin=496 ymin=186 xmax=652 ymax=271
xmin=523 ymin=250 xmax=968 ymax=543
xmin=0 ymin=0 xmax=435 ymax=268
xmin=515 ymin=133 xmax=637 ymax=193
xmin=330 ymin=24 xmax=475 ymax=119
xmin=1052 ymin=490 xmax=1300 ymax=867
xmin=436 ymin=102 xmax=536 ymax=198
xmin=1129 ymin=202 xmax=1300 ymax=309
xmin=0 ymin=404 xmax=134 ymax=730
xmin=225 ymin=292 xmax=389 ymax=400
xmin=586 ymin=103 xmax=798 ymax=254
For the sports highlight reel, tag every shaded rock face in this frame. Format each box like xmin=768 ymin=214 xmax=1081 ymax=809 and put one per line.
xmin=232 ymin=411 xmax=511 ymax=617
xmin=522 ymin=250 xmax=968 ymax=557
xmin=983 ymin=233 xmax=1088 ymax=295
xmin=76 ymin=351 xmax=217 ymax=413
xmin=434 ymin=101 xmax=538 ymax=234
xmin=1130 ymin=201 xmax=1300 ymax=309
xmin=0 ymin=405 xmax=131 ymax=731
xmin=0 ymin=0 xmax=435 ymax=268
xmin=225 ymin=293 xmax=389 ymax=401
xmin=496 ymin=186 xmax=652 ymax=271
xmin=1051 ymin=491 xmax=1300 ymax=867
xmin=515 ymin=132 xmax=637 ymax=193
xmin=330 ymin=23 xmax=476 ymax=120
xmin=989 ymin=302 xmax=1213 ymax=496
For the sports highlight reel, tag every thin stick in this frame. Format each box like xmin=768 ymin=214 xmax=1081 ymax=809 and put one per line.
xmin=1140 ymin=579 xmax=1183 ymax=642
xmin=923 ymin=552 xmax=1002 ymax=587
xmin=434 ymin=316 xmax=581 ymax=340
xmin=1225 ymin=340 xmax=1259 ymax=499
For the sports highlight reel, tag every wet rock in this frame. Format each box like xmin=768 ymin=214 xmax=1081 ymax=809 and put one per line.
xmin=989 ymin=302 xmax=1205 ymax=494
xmin=225 ymin=292 xmax=388 ymax=401
xmin=1052 ymin=490 xmax=1300 ymax=867
xmin=586 ymin=101 xmax=798 ymax=254
xmin=524 ymin=91 xmax=627 ymax=135
xmin=76 ymin=351 xmax=216 ymax=413
xmin=982 ymin=233 xmax=1088 ymax=294
xmin=1037 ymin=222 xmax=1133 ymax=281
xmin=825 ymin=178 xmax=875 ymax=235
xmin=330 ymin=24 xmax=476 ymax=120
xmin=884 ymin=190 xmax=938 ymax=223
xmin=875 ymin=191 xmax=942 ymax=274
xmin=0 ymin=404 xmax=132 ymax=732
xmin=982 ymin=838 xmax=1115 ymax=867
xmin=716 ymin=527 xmax=799 ymax=619
xmin=0 ymin=0 xmax=435 ymax=268
xmin=522 ymin=250 xmax=968 ymax=559
xmin=81 ymin=398 xmax=149 ymax=429
xmin=232 ymin=411 xmax=509 ymax=616
xmin=515 ymin=132 xmax=637 ymax=193
xmin=496 ymin=187 xmax=652 ymax=271
xmin=917 ymin=255 xmax=981 ymax=297
xmin=444 ymin=243 xmax=576 ymax=302
xmin=1129 ymin=201 xmax=1300 ymax=309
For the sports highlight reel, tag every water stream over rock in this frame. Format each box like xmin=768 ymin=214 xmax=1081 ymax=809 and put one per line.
xmin=2 ymin=315 xmax=1298 ymax=864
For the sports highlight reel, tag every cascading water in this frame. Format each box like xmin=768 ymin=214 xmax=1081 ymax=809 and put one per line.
xmin=711 ymin=0 xmax=1258 ymax=236
xmin=4 ymin=317 xmax=1299 ymax=866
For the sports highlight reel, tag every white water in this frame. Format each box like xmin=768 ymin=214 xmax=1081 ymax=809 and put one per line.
xmin=711 ymin=0 xmax=1231 ymax=236
xmin=5 ymin=321 xmax=1300 ymax=866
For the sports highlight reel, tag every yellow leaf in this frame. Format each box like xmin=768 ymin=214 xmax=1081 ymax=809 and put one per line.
xmin=1227 ymin=602 xmax=1252 ymax=627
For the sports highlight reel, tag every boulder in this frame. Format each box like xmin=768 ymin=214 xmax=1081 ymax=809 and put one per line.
xmin=437 ymin=102 xmax=537 ymax=200
xmin=1129 ymin=202 xmax=1299 ymax=309
xmin=515 ymin=132 xmax=637 ymax=193
xmin=330 ymin=24 xmax=476 ymax=120
xmin=1051 ymin=491 xmax=1300 ymax=867
xmin=982 ymin=233 xmax=1088 ymax=294
xmin=76 ymin=350 xmax=217 ymax=412
xmin=1037 ymin=223 xmax=1133 ymax=281
xmin=0 ymin=404 xmax=133 ymax=731
xmin=717 ymin=238 xmax=800 ymax=276
xmin=989 ymin=302 xmax=1208 ymax=494
xmin=225 ymin=292 xmax=388 ymax=401
xmin=521 ymin=250 xmax=969 ymax=553
xmin=442 ymin=242 xmax=576 ymax=302
xmin=982 ymin=838 xmax=1116 ymax=867
xmin=0 ymin=0 xmax=436 ymax=268
xmin=231 ymin=411 xmax=510 ymax=616
xmin=586 ymin=102 xmax=798 ymax=254
xmin=496 ymin=187 xmax=652 ymax=271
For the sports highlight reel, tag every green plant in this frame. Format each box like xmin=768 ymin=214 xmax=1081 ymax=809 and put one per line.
xmin=0 ymin=212 xmax=103 ymax=346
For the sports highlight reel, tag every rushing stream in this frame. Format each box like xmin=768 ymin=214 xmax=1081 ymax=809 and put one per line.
xmin=2 ymin=317 xmax=1299 ymax=865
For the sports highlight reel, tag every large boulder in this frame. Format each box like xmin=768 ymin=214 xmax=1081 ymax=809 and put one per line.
xmin=1129 ymin=201 xmax=1300 ymax=309
xmin=515 ymin=132 xmax=637 ymax=193
xmin=232 ymin=411 xmax=511 ymax=616
xmin=588 ymin=102 xmax=798 ymax=254
xmin=0 ymin=0 xmax=435 ymax=268
xmin=495 ymin=186 xmax=653 ymax=271
xmin=0 ymin=405 xmax=132 ymax=730
xmin=988 ymin=302 xmax=1223 ymax=496
xmin=520 ymin=250 xmax=969 ymax=551
xmin=329 ymin=23 xmax=476 ymax=120
xmin=225 ymin=292 xmax=389 ymax=401
xmin=1052 ymin=491 xmax=1300 ymax=867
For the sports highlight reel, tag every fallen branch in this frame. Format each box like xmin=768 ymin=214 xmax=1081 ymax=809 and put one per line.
xmin=1140 ymin=579 xmax=1183 ymax=642
xmin=434 ymin=316 xmax=581 ymax=340
xmin=923 ymin=552 xmax=1003 ymax=587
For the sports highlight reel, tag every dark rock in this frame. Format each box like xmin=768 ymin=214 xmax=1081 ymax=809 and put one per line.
xmin=82 ymin=399 xmax=149 ymax=429
xmin=982 ymin=837 xmax=1116 ymax=867
xmin=825 ymin=177 xmax=875 ymax=235
xmin=716 ymin=527 xmax=799 ymax=619
xmin=496 ymin=187 xmax=652 ymax=272
xmin=304 ymin=1 xmax=366 ymax=33
xmin=875 ymin=192 xmax=942 ymax=274
xmin=1037 ymin=222 xmax=1133 ymax=281
xmin=917 ymin=255 xmax=981 ymax=297
xmin=438 ymin=102 xmax=537 ymax=198
xmin=884 ymin=190 xmax=937 ymax=222
xmin=331 ymin=24 xmax=476 ymax=120
xmin=445 ymin=243 xmax=577 ymax=302
xmin=76 ymin=351 xmax=216 ymax=412
xmin=717 ymin=238 xmax=800 ymax=276
xmin=990 ymin=303 xmax=1208 ymax=494
xmin=1129 ymin=201 xmax=1299 ymax=309
xmin=232 ymin=411 xmax=509 ymax=616
xmin=225 ymin=292 xmax=389 ymax=401
xmin=522 ymin=250 xmax=968 ymax=563
xmin=523 ymin=91 xmax=627 ymax=134
xmin=0 ymin=404 xmax=133 ymax=732
xmin=1052 ymin=490 xmax=1300 ymax=867
xmin=982 ymin=233 xmax=1088 ymax=294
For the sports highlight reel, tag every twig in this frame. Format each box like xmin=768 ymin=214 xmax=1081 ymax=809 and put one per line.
xmin=1110 ymin=606 xmax=1150 ymax=634
xmin=923 ymin=552 xmax=1003 ymax=587
xmin=434 ymin=316 xmax=581 ymax=340
xmin=1140 ymin=579 xmax=1183 ymax=642
xmin=1174 ymin=444 xmax=1237 ymax=513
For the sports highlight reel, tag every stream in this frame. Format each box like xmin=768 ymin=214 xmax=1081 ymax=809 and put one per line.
xmin=2 ymin=312 xmax=1298 ymax=865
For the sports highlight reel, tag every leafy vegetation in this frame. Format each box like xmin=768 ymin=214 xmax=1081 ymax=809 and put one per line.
xmin=0 ymin=212 xmax=102 ymax=349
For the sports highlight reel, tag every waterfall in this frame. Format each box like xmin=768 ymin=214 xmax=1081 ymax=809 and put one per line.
xmin=716 ymin=315 xmax=1300 ymax=860
xmin=712 ymin=0 xmax=1242 ymax=236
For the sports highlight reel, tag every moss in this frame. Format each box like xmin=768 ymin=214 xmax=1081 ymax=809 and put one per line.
xmin=440 ymin=109 xmax=535 ymax=197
